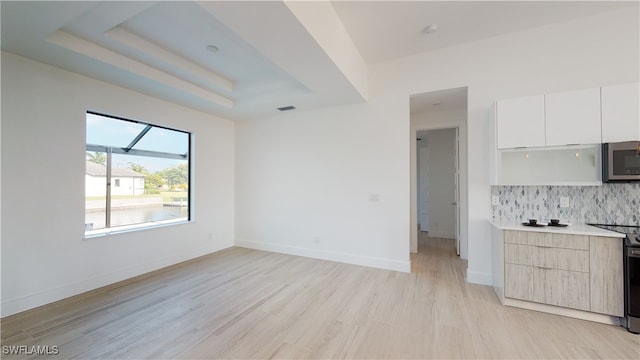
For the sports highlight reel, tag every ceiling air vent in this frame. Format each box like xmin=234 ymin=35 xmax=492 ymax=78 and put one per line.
xmin=277 ymin=106 xmax=296 ymax=111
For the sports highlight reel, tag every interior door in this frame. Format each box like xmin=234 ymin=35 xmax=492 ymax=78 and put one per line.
xmin=454 ymin=128 xmax=460 ymax=256
xmin=418 ymin=145 xmax=429 ymax=232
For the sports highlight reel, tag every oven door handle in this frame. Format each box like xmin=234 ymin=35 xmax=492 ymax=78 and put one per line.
xmin=629 ymin=248 xmax=640 ymax=257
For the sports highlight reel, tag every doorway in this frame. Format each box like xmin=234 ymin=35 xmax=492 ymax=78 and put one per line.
xmin=416 ymin=128 xmax=459 ymax=254
xmin=409 ymin=87 xmax=467 ymax=260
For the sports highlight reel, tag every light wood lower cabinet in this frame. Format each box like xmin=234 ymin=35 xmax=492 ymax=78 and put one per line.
xmin=590 ymin=236 xmax=624 ymax=316
xmin=503 ymin=230 xmax=622 ymax=316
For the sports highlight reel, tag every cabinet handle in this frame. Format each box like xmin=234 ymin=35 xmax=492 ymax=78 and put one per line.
xmin=534 ymin=266 xmax=553 ymax=270
xmin=534 ymin=245 xmax=553 ymax=248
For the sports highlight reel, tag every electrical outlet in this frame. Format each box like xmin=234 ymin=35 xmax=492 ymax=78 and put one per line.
xmin=313 ymin=236 xmax=320 ymax=244
xmin=369 ymin=194 xmax=380 ymax=202
xmin=208 ymin=233 xmax=213 ymax=240
xmin=560 ymin=197 xmax=570 ymax=208
xmin=491 ymin=196 xmax=500 ymax=206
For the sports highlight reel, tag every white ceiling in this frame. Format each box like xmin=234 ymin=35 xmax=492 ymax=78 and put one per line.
xmin=332 ymin=1 xmax=637 ymax=64
xmin=410 ymin=87 xmax=467 ymax=114
xmin=2 ymin=1 xmax=636 ymax=121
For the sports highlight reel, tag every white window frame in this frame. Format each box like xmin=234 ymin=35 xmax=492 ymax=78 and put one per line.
xmin=85 ymin=111 xmax=191 ymax=237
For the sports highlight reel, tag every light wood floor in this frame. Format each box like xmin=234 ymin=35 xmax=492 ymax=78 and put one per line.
xmin=2 ymin=233 xmax=639 ymax=359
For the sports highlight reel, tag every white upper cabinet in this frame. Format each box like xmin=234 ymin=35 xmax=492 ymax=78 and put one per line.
xmin=544 ymin=88 xmax=601 ymax=146
xmin=492 ymin=83 xmax=634 ymax=185
xmin=601 ymin=82 xmax=640 ymax=142
xmin=545 ymin=88 xmax=602 ymax=146
xmin=496 ymin=95 xmax=545 ymax=149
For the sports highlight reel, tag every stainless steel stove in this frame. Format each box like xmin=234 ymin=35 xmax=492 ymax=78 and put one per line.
xmin=588 ymin=224 xmax=640 ymax=334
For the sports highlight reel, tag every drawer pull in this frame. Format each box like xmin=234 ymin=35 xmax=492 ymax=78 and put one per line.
xmin=535 ymin=266 xmax=553 ymax=270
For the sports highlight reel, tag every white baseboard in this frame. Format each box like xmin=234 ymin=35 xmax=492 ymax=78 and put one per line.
xmin=236 ymin=240 xmax=411 ymax=273
xmin=427 ymin=231 xmax=455 ymax=239
xmin=504 ymin=298 xmax=620 ymax=326
xmin=1 ymin=244 xmax=229 ymax=317
xmin=466 ymin=269 xmax=493 ymax=285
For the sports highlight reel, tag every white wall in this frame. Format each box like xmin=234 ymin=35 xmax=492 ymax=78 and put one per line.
xmin=236 ymin=8 xmax=638 ymax=283
xmin=1 ymin=52 xmax=235 ymax=316
xmin=425 ymin=129 xmax=456 ymax=239
xmin=235 ymin=98 xmax=410 ymax=272
xmin=0 ymin=48 xmax=3 ymax=312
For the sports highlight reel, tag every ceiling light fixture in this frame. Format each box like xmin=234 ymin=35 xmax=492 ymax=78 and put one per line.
xmin=422 ymin=24 xmax=438 ymax=35
xmin=206 ymin=45 xmax=219 ymax=53
xmin=278 ymin=105 xmax=296 ymax=111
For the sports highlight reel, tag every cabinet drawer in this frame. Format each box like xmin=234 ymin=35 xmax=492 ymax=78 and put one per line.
xmin=504 ymin=231 xmax=588 ymax=250
xmin=505 ymin=264 xmax=590 ymax=311
xmin=543 ymin=268 xmax=590 ymax=311
xmin=505 ymin=243 xmax=589 ymax=272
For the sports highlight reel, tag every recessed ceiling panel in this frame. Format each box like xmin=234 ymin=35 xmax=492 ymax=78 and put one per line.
xmin=1 ymin=1 xmax=322 ymax=120
xmin=58 ymin=1 xmax=310 ymax=111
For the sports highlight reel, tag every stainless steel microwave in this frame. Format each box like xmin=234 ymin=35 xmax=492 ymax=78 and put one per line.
xmin=603 ymin=141 xmax=640 ymax=182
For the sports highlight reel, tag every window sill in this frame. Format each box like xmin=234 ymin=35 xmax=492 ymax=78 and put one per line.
xmin=84 ymin=218 xmax=190 ymax=240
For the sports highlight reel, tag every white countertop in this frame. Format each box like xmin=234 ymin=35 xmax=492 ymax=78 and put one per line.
xmin=490 ymin=221 xmax=626 ymax=238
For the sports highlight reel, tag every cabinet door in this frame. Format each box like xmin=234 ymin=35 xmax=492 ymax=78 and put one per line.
xmin=602 ymin=82 xmax=640 ymax=142
xmin=545 ymin=88 xmax=601 ymax=146
xmin=590 ymin=236 xmax=624 ymax=316
xmin=505 ymin=264 xmax=544 ymax=303
xmin=496 ymin=95 xmax=545 ymax=149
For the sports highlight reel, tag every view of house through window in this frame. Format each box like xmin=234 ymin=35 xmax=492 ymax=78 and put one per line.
xmin=85 ymin=112 xmax=190 ymax=234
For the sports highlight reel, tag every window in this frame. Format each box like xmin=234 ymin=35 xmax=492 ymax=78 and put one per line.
xmin=85 ymin=112 xmax=190 ymax=235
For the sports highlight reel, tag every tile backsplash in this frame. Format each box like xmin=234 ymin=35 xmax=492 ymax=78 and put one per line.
xmin=491 ymin=184 xmax=640 ymax=225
